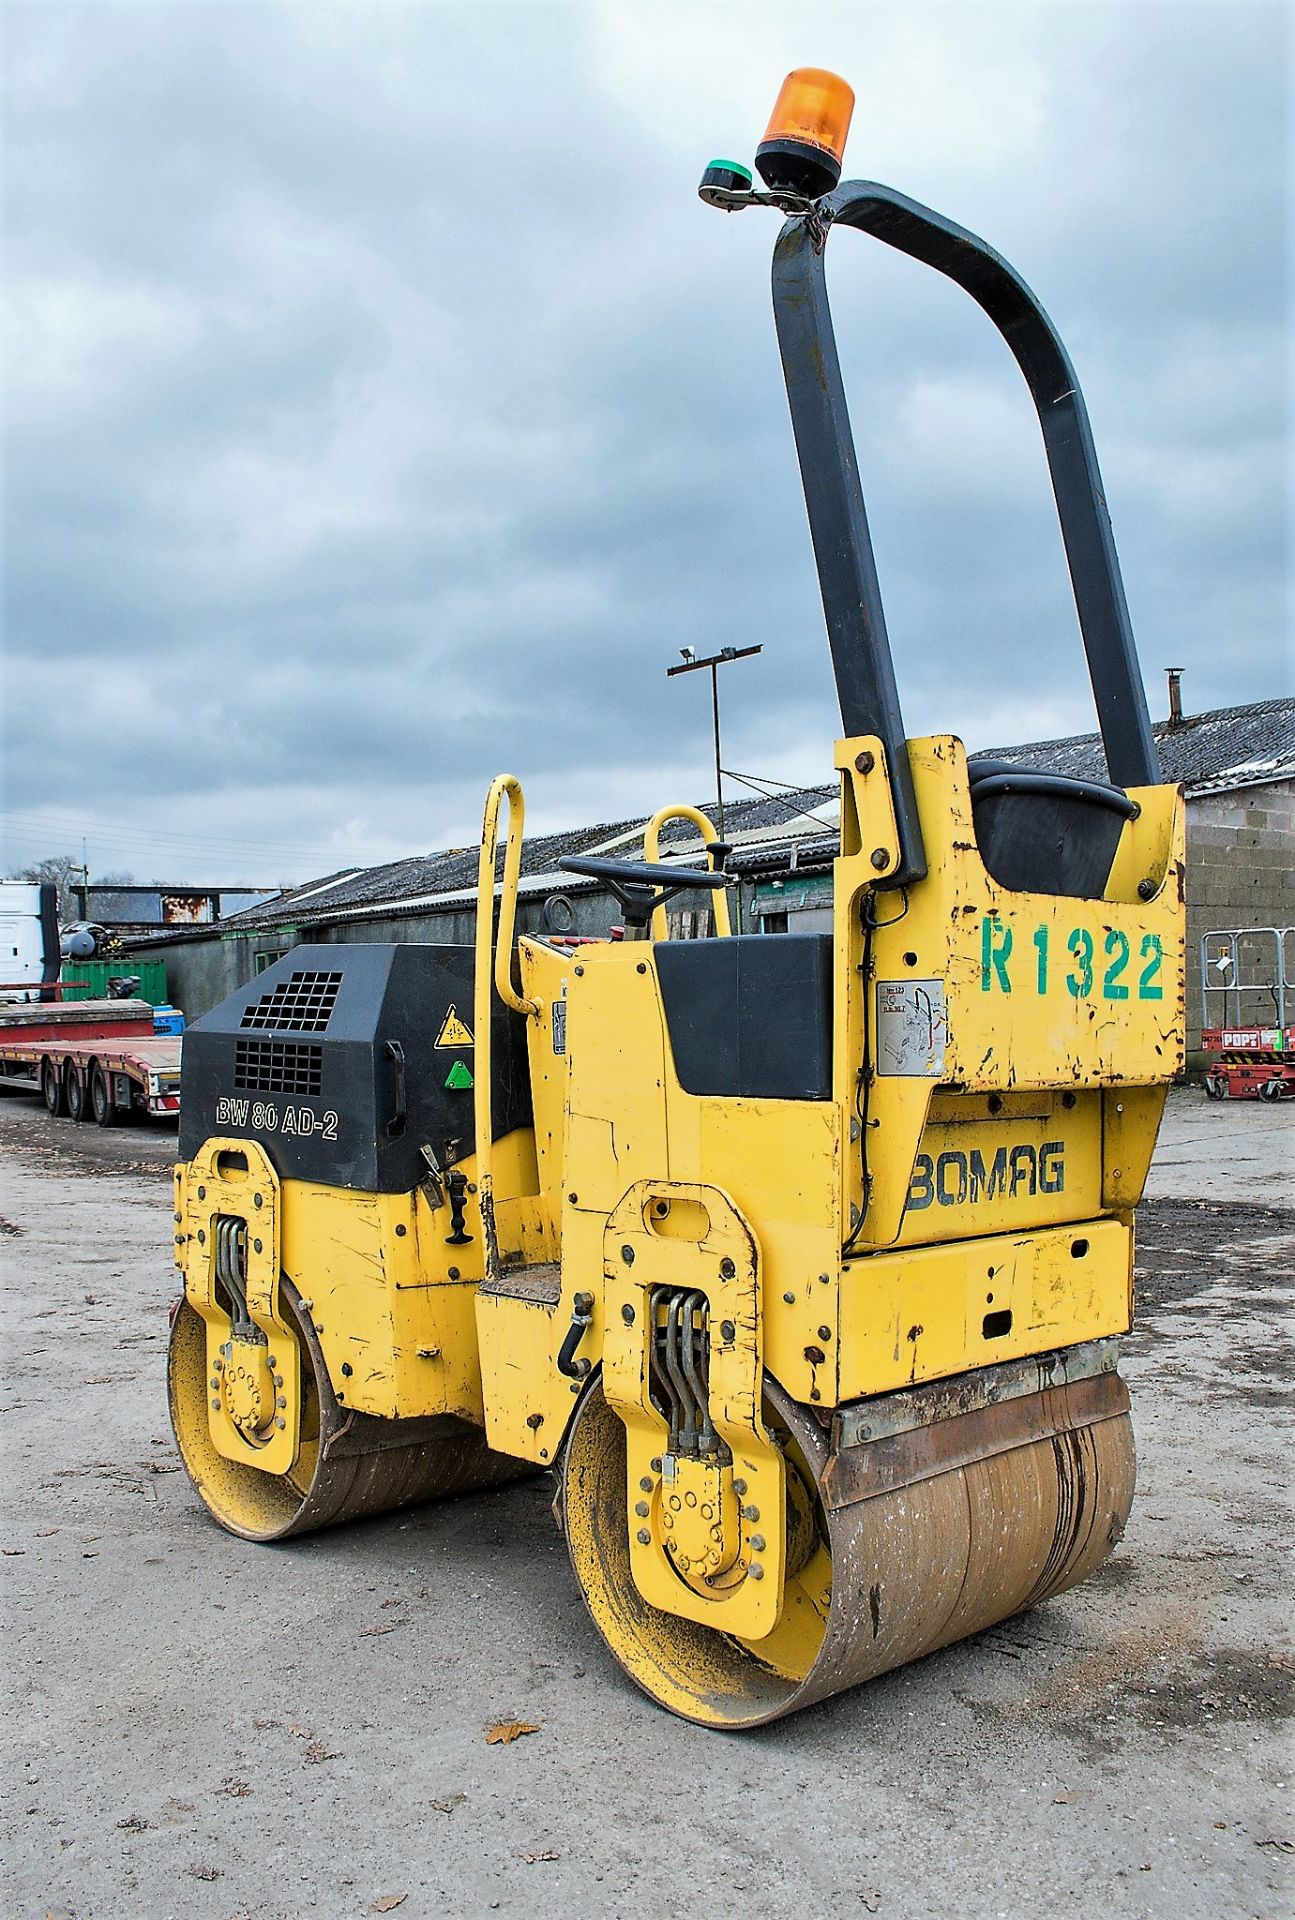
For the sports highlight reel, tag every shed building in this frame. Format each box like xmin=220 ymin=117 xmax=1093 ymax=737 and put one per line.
xmin=133 ymin=695 xmax=1293 ymax=1069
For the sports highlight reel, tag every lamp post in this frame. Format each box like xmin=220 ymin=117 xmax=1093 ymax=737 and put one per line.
xmin=665 ymin=644 xmax=762 ymax=839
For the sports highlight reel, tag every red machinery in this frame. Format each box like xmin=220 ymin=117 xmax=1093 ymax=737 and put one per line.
xmin=1200 ymin=926 xmax=1294 ymax=1100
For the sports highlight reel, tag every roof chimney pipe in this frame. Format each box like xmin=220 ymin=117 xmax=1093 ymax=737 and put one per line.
xmin=1166 ymin=667 xmax=1184 ymax=727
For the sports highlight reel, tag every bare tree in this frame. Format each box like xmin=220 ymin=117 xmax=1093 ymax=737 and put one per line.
xmin=6 ymin=854 xmax=82 ymax=920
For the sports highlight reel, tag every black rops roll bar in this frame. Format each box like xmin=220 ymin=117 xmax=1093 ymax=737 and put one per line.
xmin=772 ymin=181 xmax=1161 ymax=887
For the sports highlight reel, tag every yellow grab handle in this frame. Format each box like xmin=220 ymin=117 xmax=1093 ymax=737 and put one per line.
xmin=474 ymin=775 xmax=539 ymax=1279
xmin=643 ymin=804 xmax=733 ymax=942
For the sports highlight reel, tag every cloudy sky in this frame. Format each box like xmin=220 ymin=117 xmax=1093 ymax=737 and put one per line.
xmin=3 ymin=0 xmax=1288 ymax=888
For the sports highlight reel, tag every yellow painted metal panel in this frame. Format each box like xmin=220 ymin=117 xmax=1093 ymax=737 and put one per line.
xmin=1102 ymin=1085 xmax=1169 ymax=1209
xmin=475 ymin=1287 xmax=570 ymax=1465
xmin=837 ymin=1216 xmax=1132 ymax=1402
xmin=896 ymin=1099 xmax=1103 ymax=1247
xmin=279 ymin=1182 xmax=487 ymax=1423
xmin=832 ymin=733 xmax=1186 ymax=1247
xmin=517 ymin=938 xmax=574 ymax=1240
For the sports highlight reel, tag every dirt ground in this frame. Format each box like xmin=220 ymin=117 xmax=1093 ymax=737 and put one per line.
xmin=1 ymin=1087 xmax=1291 ymax=1920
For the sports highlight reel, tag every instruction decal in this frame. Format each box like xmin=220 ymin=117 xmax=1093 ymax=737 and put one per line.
xmin=434 ymin=1005 xmax=474 ymax=1049
xmin=875 ymin=979 xmax=948 ymax=1077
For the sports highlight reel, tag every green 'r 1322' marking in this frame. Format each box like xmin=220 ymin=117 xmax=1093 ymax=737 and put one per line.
xmin=984 ymin=918 xmax=1164 ymax=999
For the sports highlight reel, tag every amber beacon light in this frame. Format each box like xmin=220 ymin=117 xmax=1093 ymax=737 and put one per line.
xmin=755 ymin=67 xmax=854 ymax=197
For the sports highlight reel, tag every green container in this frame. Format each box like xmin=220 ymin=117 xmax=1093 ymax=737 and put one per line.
xmin=60 ymin=958 xmax=169 ymax=1005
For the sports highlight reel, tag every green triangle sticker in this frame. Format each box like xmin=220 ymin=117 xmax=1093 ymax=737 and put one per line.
xmin=444 ymin=1060 xmax=474 ymax=1090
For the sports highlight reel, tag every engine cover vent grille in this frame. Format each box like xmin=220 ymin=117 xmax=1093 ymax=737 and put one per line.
xmin=240 ymin=970 xmax=343 ymax=1033
xmin=233 ymin=1038 xmax=324 ymax=1097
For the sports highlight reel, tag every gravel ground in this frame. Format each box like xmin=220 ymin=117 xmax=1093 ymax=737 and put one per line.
xmin=1 ymin=1087 xmax=1291 ymax=1920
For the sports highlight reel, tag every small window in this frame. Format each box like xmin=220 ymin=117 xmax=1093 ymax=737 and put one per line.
xmin=254 ymin=951 xmax=278 ymax=975
xmin=760 ymin=911 xmax=789 ymax=936
xmin=788 ymin=905 xmax=834 ymax=933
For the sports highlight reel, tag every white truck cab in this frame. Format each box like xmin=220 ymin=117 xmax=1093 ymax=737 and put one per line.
xmin=0 ymin=882 xmax=61 ymax=1001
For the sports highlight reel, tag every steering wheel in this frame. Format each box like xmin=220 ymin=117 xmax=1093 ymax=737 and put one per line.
xmin=557 ymin=855 xmax=727 ymax=932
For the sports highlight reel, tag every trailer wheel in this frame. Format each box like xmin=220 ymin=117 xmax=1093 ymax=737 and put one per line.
xmin=64 ymin=1063 xmax=89 ymax=1123
xmin=1258 ymin=1077 xmax=1286 ymax=1103
xmin=91 ymin=1066 xmax=118 ymax=1127
xmin=1203 ymin=1072 xmax=1228 ymax=1101
xmin=41 ymin=1058 xmax=65 ymax=1117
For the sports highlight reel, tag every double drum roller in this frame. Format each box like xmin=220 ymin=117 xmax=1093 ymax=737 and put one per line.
xmin=166 ymin=70 xmax=1183 ymax=1727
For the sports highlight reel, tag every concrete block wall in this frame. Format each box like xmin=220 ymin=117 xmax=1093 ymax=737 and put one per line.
xmin=1185 ymin=779 xmax=1294 ymax=1062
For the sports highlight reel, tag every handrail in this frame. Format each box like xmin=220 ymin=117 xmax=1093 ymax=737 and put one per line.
xmin=1198 ymin=925 xmax=1291 ymax=1030
xmin=642 ymin=804 xmax=733 ymax=941
xmin=771 ymin=180 xmax=1161 ymax=886
xmin=474 ymin=774 xmax=539 ymax=1280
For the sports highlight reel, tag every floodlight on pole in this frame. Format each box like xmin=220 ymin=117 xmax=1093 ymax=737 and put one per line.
xmin=665 ymin=643 xmax=762 ymax=839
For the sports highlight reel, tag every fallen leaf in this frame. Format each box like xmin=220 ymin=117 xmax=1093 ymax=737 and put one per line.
xmin=304 ymin=1740 xmax=342 ymax=1763
xmin=253 ymin=1716 xmax=281 ymax=1731
xmin=370 ymin=1899 xmax=408 ymax=1913
xmin=1213 ymin=1820 xmax=1227 ymax=1830
xmin=36 ymin=1528 xmax=59 ymax=1537
xmin=188 ymin=1863 xmax=222 ymax=1882
xmin=860 ymin=1895 xmax=882 ymax=1915
xmin=360 ymin=1621 xmax=405 ymax=1637
xmin=1255 ymin=1838 xmax=1295 ymax=1854
xmin=430 ymin=1794 xmax=466 ymax=1815
xmin=1053 ymin=1790 xmax=1093 ymax=1805
xmin=217 ymin=1777 xmax=252 ymax=1797
xmin=518 ymin=1850 xmax=559 ymax=1865
xmin=287 ymin=1723 xmax=312 ymax=1738
xmin=116 ymin=1814 xmax=151 ymax=1832
xmin=82 ymin=1551 xmax=99 ymax=1560
xmin=1268 ymin=1653 xmax=1295 ymax=1674
xmin=485 ymin=1720 xmax=540 ymax=1745
xmin=2 ymin=1549 xmax=25 ymax=1557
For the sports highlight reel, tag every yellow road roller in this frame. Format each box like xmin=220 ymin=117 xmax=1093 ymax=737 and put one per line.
xmin=169 ymin=70 xmax=1185 ymax=1727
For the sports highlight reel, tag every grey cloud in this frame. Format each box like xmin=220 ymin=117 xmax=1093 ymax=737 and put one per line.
xmin=3 ymin=1 xmax=1288 ymax=884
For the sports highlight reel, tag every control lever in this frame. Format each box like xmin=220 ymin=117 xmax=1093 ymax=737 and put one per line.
xmin=444 ymin=1169 xmax=472 ymax=1246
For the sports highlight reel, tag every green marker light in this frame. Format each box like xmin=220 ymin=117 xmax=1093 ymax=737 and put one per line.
xmin=699 ymin=159 xmax=755 ymax=209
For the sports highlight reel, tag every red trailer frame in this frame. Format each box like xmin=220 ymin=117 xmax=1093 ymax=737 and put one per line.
xmin=0 ymin=998 xmax=181 ymax=1125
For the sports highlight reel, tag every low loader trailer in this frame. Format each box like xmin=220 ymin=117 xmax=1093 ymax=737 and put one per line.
xmin=0 ymin=995 xmax=181 ymax=1126
xmin=167 ymin=69 xmax=1186 ymax=1727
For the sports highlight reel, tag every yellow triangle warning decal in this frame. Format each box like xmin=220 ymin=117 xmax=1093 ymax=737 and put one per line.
xmin=435 ymin=1005 xmax=474 ymax=1049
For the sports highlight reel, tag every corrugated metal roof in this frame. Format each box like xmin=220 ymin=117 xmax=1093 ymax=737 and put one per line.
xmin=131 ymin=697 xmax=1289 ymax=945
xmin=192 ymin=785 xmax=839 ymax=935
xmin=976 ymin=696 xmax=1295 ymax=796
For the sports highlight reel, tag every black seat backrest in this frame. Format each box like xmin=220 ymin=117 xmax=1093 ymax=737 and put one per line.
xmin=966 ymin=759 xmax=1138 ymax=899
xmin=655 ymin=934 xmax=832 ymax=1100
